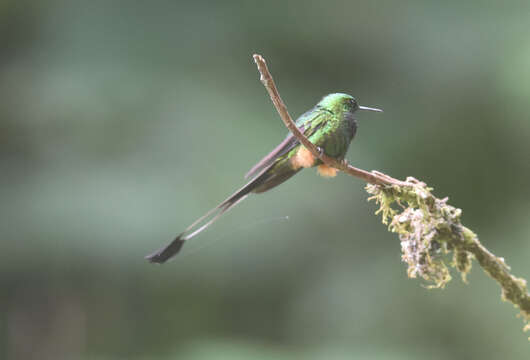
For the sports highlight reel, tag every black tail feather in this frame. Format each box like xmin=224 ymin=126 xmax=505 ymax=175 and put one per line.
xmin=145 ymin=234 xmax=186 ymax=263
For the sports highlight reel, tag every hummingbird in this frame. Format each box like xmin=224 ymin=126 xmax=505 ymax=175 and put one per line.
xmin=146 ymin=93 xmax=382 ymax=263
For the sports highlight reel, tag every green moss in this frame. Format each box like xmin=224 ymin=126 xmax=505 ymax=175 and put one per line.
xmin=367 ymin=178 xmax=469 ymax=288
xmin=366 ymin=177 xmax=529 ymax=329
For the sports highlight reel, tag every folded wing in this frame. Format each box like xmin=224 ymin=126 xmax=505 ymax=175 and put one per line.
xmin=245 ymin=111 xmax=326 ymax=179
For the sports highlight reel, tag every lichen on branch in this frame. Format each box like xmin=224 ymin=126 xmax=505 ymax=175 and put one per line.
xmin=367 ymin=177 xmax=470 ymax=288
xmin=366 ymin=178 xmax=530 ymax=325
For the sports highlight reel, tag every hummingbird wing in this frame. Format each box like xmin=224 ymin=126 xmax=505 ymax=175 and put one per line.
xmin=244 ymin=132 xmax=300 ymax=179
xmin=245 ymin=110 xmax=327 ymax=179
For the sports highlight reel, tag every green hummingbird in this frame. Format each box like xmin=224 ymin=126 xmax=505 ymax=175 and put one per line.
xmin=146 ymin=93 xmax=382 ymax=263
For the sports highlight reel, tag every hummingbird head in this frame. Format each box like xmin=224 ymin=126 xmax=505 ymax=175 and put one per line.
xmin=318 ymin=93 xmax=383 ymax=114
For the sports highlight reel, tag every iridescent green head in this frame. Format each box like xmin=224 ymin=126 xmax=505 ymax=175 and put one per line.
xmin=317 ymin=93 xmax=382 ymax=114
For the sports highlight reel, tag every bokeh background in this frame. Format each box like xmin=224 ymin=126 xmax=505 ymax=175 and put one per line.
xmin=1 ymin=0 xmax=530 ymax=359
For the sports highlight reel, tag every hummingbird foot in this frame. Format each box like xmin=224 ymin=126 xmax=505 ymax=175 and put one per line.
xmin=316 ymin=146 xmax=325 ymax=157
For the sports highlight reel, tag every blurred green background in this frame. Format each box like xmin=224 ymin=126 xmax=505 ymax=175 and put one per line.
xmin=1 ymin=0 xmax=530 ymax=359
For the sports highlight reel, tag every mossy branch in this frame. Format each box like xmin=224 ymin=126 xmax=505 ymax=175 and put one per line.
xmin=252 ymin=54 xmax=530 ymax=334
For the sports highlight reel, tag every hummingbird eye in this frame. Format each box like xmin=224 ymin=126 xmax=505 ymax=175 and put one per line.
xmin=347 ymin=98 xmax=358 ymax=109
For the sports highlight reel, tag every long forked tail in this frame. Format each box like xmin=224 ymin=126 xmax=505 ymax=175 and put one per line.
xmin=145 ymin=168 xmax=271 ymax=264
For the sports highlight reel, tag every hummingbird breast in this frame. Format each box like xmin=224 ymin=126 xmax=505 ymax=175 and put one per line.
xmin=318 ymin=111 xmax=357 ymax=159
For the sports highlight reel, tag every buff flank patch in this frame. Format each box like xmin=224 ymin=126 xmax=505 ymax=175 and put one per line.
xmin=290 ymin=146 xmax=315 ymax=169
xmin=317 ymin=164 xmax=338 ymax=178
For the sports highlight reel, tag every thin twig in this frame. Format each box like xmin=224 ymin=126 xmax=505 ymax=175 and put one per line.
xmin=252 ymin=54 xmax=406 ymax=187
